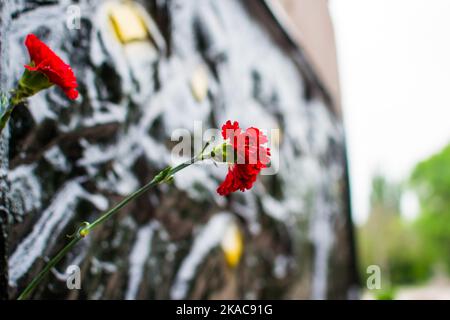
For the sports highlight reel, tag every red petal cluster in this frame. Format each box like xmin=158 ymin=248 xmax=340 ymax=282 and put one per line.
xmin=217 ymin=120 xmax=271 ymax=196
xmin=24 ymin=34 xmax=78 ymax=100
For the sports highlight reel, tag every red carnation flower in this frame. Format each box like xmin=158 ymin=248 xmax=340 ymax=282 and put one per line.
xmin=23 ymin=34 xmax=78 ymax=100
xmin=217 ymin=120 xmax=271 ymax=196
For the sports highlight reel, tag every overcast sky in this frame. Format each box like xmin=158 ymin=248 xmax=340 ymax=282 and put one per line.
xmin=329 ymin=0 xmax=450 ymax=224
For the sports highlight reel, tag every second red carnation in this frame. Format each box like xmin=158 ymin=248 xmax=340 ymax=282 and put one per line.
xmin=23 ymin=34 xmax=78 ymax=100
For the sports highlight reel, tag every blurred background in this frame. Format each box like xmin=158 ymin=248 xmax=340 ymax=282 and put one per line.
xmin=329 ymin=0 xmax=450 ymax=299
xmin=275 ymin=0 xmax=450 ymax=299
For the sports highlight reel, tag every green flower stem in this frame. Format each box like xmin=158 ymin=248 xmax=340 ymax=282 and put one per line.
xmin=86 ymin=159 xmax=193 ymax=232
xmin=17 ymin=154 xmax=206 ymax=300
xmin=0 ymin=91 xmax=25 ymax=135
xmin=0 ymin=106 xmax=14 ymax=133
xmin=17 ymin=237 xmax=80 ymax=300
xmin=1 ymin=68 xmax=55 ymax=135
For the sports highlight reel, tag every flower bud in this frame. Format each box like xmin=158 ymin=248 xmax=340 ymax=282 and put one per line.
xmin=79 ymin=227 xmax=90 ymax=238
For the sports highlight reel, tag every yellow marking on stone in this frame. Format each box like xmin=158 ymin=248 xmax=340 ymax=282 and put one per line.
xmin=272 ymin=128 xmax=282 ymax=147
xmin=108 ymin=2 xmax=148 ymax=43
xmin=221 ymin=223 xmax=243 ymax=268
xmin=190 ymin=65 xmax=209 ymax=102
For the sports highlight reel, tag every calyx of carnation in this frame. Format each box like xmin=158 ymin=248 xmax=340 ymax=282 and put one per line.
xmin=210 ymin=142 xmax=235 ymax=163
xmin=15 ymin=65 xmax=54 ymax=102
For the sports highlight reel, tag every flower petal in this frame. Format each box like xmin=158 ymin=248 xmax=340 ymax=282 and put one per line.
xmin=221 ymin=120 xmax=241 ymax=140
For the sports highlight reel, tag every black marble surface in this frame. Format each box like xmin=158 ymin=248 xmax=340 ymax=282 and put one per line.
xmin=0 ymin=0 xmax=357 ymax=299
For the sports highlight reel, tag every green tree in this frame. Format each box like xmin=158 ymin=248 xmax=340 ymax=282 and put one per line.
xmin=358 ymin=173 xmax=430 ymax=288
xmin=411 ymin=143 xmax=450 ymax=274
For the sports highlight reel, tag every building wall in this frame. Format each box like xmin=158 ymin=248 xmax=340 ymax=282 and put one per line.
xmin=0 ymin=0 xmax=356 ymax=300
xmin=277 ymin=0 xmax=342 ymax=114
